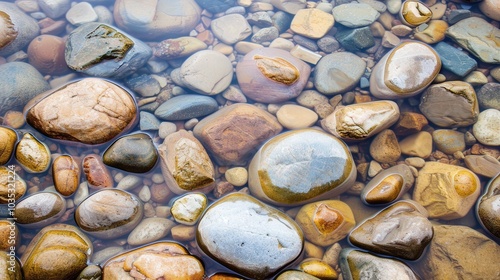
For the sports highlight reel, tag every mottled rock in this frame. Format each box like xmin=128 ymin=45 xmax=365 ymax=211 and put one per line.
xmin=127 ymin=217 xmax=175 ymax=246
xmin=339 ymin=249 xmax=419 ymax=280
xmin=197 ymin=193 xmax=303 ymax=279
xmin=422 ymin=225 xmax=500 ymax=279
xmin=332 ymin=3 xmax=380 ymax=28
xmin=0 ymin=2 xmax=40 ymax=57
xmin=477 ymin=173 xmax=500 ymax=240
xmin=193 ymin=103 xmax=282 ymax=165
xmin=103 ymin=242 xmax=204 ymax=279
xmin=432 ymin=41 xmax=477 ymax=77
xmin=432 ymin=129 xmax=465 ymax=154
xmin=76 ymin=265 xmax=102 ymax=280
xmin=15 ymin=133 xmax=50 ymax=173
xmin=420 ymin=81 xmax=479 ymax=127
xmin=27 ymin=35 xmax=70 ymax=75
xmin=321 ymin=101 xmax=400 ymax=141
xmin=446 ymin=17 xmax=500 ymax=64
xmin=236 ymin=48 xmax=311 ymax=103
xmin=82 ymin=154 xmax=113 ymax=189
xmin=336 ymin=27 xmax=375 ymax=52
xmin=114 ymin=0 xmax=201 ymax=40
xmin=15 ymin=192 xmax=66 ymax=228
xmin=0 ymin=166 xmax=26 ymax=204
xmin=349 ymin=200 xmax=432 ymax=260
xmin=21 ymin=224 xmax=92 ymax=280
xmin=103 ymin=133 xmax=158 ymax=173
xmin=393 ymin=112 xmax=428 ymax=136
xmin=295 ymin=200 xmax=355 ymax=246
xmin=314 ymin=52 xmax=366 ymax=95
xmin=248 ymin=128 xmax=356 ymax=206
xmin=158 ymin=130 xmax=215 ymax=194
xmin=0 ymin=251 xmax=22 ymax=280
xmin=25 ymin=78 xmax=137 ymax=145
xmin=75 ymin=189 xmax=143 ymax=239
xmin=399 ymin=0 xmax=432 ymax=27
xmin=195 ymin=0 xmax=235 ymax=13
xmin=464 ymin=155 xmax=500 ymax=178
xmin=290 ymin=8 xmax=334 ymax=39
xmin=0 ymin=126 xmax=16 ymax=165
xmin=170 ymin=193 xmax=207 ymax=225
xmin=370 ymin=41 xmax=441 ymax=99
xmin=361 ymin=164 xmax=414 ymax=206
xmin=472 ymin=109 xmax=500 ymax=146
xmin=154 ymin=94 xmax=218 ymax=121
xmin=413 ymin=162 xmax=480 ymax=220
xmin=414 ymin=20 xmax=448 ymax=44
xmin=211 ymin=14 xmax=252 ymax=44
xmin=399 ymin=131 xmax=433 ymax=158
xmin=0 ymin=220 xmax=20 ymax=250
xmin=477 ymin=83 xmax=500 ymax=110
xmin=270 ymin=0 xmax=306 ymax=14
xmin=153 ymin=37 xmax=207 ymax=60
xmin=53 ymin=155 xmax=80 ymax=196
xmin=276 ymin=104 xmax=318 ymax=130
xmin=369 ymin=129 xmax=401 ymax=163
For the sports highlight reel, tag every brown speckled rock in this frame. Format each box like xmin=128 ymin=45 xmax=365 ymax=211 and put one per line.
xmin=361 ymin=164 xmax=414 ymax=206
xmin=82 ymin=154 xmax=113 ymax=189
xmin=53 ymin=155 xmax=80 ymax=196
xmin=27 ymin=35 xmax=69 ymax=75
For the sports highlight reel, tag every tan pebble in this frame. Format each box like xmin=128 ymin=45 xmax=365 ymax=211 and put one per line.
xmin=393 ymin=112 xmax=429 ymax=136
xmin=464 ymin=71 xmax=488 ymax=86
xmin=138 ymin=185 xmax=151 ymax=202
xmin=391 ymin=24 xmax=413 ymax=37
xmin=382 ymin=31 xmax=401 ymax=48
xmin=405 ymin=157 xmax=426 ymax=168
xmin=171 ymin=225 xmax=196 ymax=241
xmin=0 ymin=220 xmax=20 ymax=250
xmin=297 ymin=90 xmax=329 ymax=109
xmin=155 ymin=206 xmax=171 ymax=218
xmin=304 ymin=241 xmax=325 ymax=259
xmin=399 ymin=131 xmax=433 ymax=158
xmin=414 ymin=20 xmax=448 ymax=44
xmin=212 ymin=43 xmax=233 ymax=55
xmin=370 ymin=21 xmax=386 ymax=37
xmin=269 ymin=37 xmax=295 ymax=51
xmin=290 ymin=8 xmax=334 ymax=39
xmin=234 ymin=41 xmax=264 ymax=54
xmin=313 ymin=102 xmax=335 ymax=119
xmin=490 ymin=66 xmax=500 ymax=82
xmin=322 ymin=243 xmax=342 ymax=269
xmin=364 ymin=174 xmax=404 ymax=204
xmin=82 ymin=154 xmax=113 ymax=189
xmin=276 ymin=104 xmax=318 ymax=129
xmin=368 ymin=160 xmax=383 ymax=177
xmin=430 ymin=3 xmax=446 ymax=19
xmin=347 ymin=181 xmax=365 ymax=195
xmin=144 ymin=202 xmax=156 ymax=218
xmin=369 ymin=129 xmax=401 ymax=163
xmin=0 ymin=126 xmax=17 ymax=165
xmin=224 ymin=167 xmax=248 ymax=187
xmin=2 ymin=110 xmax=25 ymax=128
xmin=298 ymin=258 xmax=338 ymax=280
xmin=290 ymin=45 xmax=322 ymax=65
xmin=377 ymin=11 xmax=395 ymax=29
xmin=15 ymin=133 xmax=51 ymax=173
xmin=434 ymin=73 xmax=446 ymax=83
xmin=52 ymin=155 xmax=80 ymax=197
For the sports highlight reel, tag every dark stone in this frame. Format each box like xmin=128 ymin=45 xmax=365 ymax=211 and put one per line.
xmin=194 ymin=0 xmax=236 ymax=13
xmin=447 ymin=9 xmax=471 ymax=25
xmin=103 ymin=133 xmax=158 ymax=173
xmin=336 ymin=27 xmax=375 ymax=52
xmin=246 ymin=12 xmax=273 ymax=28
xmin=154 ymin=94 xmax=219 ymax=121
xmin=433 ymin=41 xmax=477 ymax=77
xmin=477 ymin=83 xmax=500 ymax=110
xmin=293 ymin=34 xmax=319 ymax=51
xmin=126 ymin=74 xmax=161 ymax=97
xmin=272 ymin=11 xmax=294 ymax=33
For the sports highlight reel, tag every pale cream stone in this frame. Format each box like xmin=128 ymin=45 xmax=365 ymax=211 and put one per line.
xmin=276 ymin=104 xmax=318 ymax=129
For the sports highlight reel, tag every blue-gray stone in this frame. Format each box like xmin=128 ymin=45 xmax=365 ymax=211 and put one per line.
xmin=65 ymin=22 xmax=152 ymax=79
xmin=272 ymin=11 xmax=294 ymax=33
xmin=0 ymin=2 xmax=40 ymax=57
xmin=477 ymin=83 xmax=500 ymax=110
xmin=126 ymin=75 xmax=161 ymax=97
xmin=154 ymin=94 xmax=218 ymax=121
xmin=195 ymin=0 xmax=235 ymax=13
xmin=246 ymin=12 xmax=273 ymax=28
xmin=336 ymin=27 xmax=375 ymax=52
xmin=251 ymin=26 xmax=280 ymax=43
xmin=433 ymin=41 xmax=477 ymax=77
xmin=0 ymin=62 xmax=50 ymax=115
xmin=448 ymin=9 xmax=471 ymax=25
xmin=314 ymin=52 xmax=366 ymax=95
xmin=139 ymin=111 xmax=161 ymax=130
xmin=317 ymin=35 xmax=340 ymax=53
xmin=293 ymin=35 xmax=318 ymax=51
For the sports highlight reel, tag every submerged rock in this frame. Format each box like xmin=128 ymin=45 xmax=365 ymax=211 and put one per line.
xmin=477 ymin=173 xmax=500 ymax=240
xmin=103 ymin=133 xmax=158 ymax=173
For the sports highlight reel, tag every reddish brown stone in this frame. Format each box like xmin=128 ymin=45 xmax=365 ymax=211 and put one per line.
xmin=52 ymin=155 xmax=80 ymax=196
xmin=82 ymin=154 xmax=113 ymax=189
xmin=393 ymin=112 xmax=429 ymax=136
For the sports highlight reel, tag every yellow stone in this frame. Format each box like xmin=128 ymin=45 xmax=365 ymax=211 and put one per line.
xmin=0 ymin=166 xmax=26 ymax=204
xmin=290 ymin=8 xmax=335 ymax=39
xmin=15 ymin=133 xmax=51 ymax=173
xmin=313 ymin=204 xmax=344 ymax=235
xmin=365 ymin=174 xmax=404 ymax=204
xmin=298 ymin=258 xmax=338 ymax=280
xmin=400 ymin=1 xmax=432 ymax=27
xmin=254 ymin=55 xmax=299 ymax=85
xmin=0 ymin=126 xmax=17 ymax=165
xmin=454 ymin=170 xmax=477 ymax=197
xmin=414 ymin=20 xmax=448 ymax=44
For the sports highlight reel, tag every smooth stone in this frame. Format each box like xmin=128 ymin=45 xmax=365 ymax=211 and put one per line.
xmin=479 ymin=0 xmax=500 ymax=21
xmin=248 ymin=128 xmax=356 ymax=206
xmin=339 ymin=249 xmax=419 ymax=280
xmin=296 ymin=90 xmax=329 ymax=109
xmin=414 ymin=20 xmax=448 ymax=44
xmin=38 ymin=0 xmax=70 ymax=18
xmin=0 ymin=2 xmax=40 ymax=57
xmin=25 ymin=78 xmax=137 ymax=145
xmin=236 ymin=48 xmax=311 ymax=103
xmin=420 ymin=81 xmax=479 ymax=127
xmin=321 ymin=100 xmax=400 ymax=141
xmin=75 ymin=189 xmax=143 ymax=239
xmin=295 ymin=200 xmax=355 ymax=246
xmin=0 ymin=251 xmax=22 ymax=280
xmin=472 ymin=109 xmax=500 ymax=146
xmin=126 ymin=74 xmax=161 ymax=97
xmin=0 ymin=126 xmax=16 ymax=165
xmin=153 ymin=36 xmax=207 ymax=60
xmin=393 ymin=112 xmax=429 ymax=136
xmin=289 ymin=45 xmax=322 ymax=65
xmin=332 ymin=3 xmax=380 ymax=28
xmin=270 ymin=0 xmax=306 ymax=14
xmin=370 ymin=41 xmax=441 ymax=99
xmin=361 ymin=164 xmax=414 ymax=206
xmin=126 ymin=217 xmax=175 ymax=246
xmin=479 ymin=83 xmax=500 ymax=107
xmin=197 ymin=193 xmax=303 ymax=279
xmin=211 ymin=14 xmax=252 ymax=44
xmin=336 ymin=26 xmax=375 ymax=52
xmin=349 ymin=200 xmax=432 ymax=260
xmin=76 ymin=265 xmax=102 ymax=280
xmin=477 ymin=173 xmax=500 ymax=240
xmin=432 ymin=129 xmax=465 ymax=154
xmin=290 ymin=8 xmax=334 ymax=39
xmin=21 ymin=224 xmax=92 ymax=280
xmin=193 ymin=103 xmax=282 ymax=165
xmin=317 ymin=35 xmax=340 ymax=53
xmin=139 ymin=111 xmax=160 ymax=130
xmin=52 ymin=155 xmax=80 ymax=196
xmin=82 ymin=154 xmax=113 ymax=189
xmin=0 ymin=166 xmax=26 ymax=204
xmin=359 ymin=0 xmax=387 ymax=13
xmin=0 ymin=62 xmax=50 ymax=115
xmin=15 ymin=133 xmax=51 ymax=173
xmin=399 ymin=131 xmax=433 ymax=158
xmin=446 ymin=17 xmax=500 ymax=64
xmin=179 ymin=50 xmax=233 ymax=95
xmin=27 ymin=34 xmax=70 ymax=75
xmin=103 ymin=133 xmax=158 ymax=173
xmin=276 ymin=104 xmax=318 ymax=129
xmin=386 ymin=0 xmax=402 ymax=14
xmin=224 ymin=167 xmax=248 ymax=187
xmin=399 ymin=0 xmax=432 ymax=26
xmin=465 ymin=70 xmax=488 ymax=86
xmin=0 ymin=219 xmax=20 ymax=250
xmin=116 ymin=174 xmax=142 ymax=191
xmin=314 ymin=52 xmax=366 ymax=95
xmin=422 ymin=225 xmax=500 ymax=279
xmin=195 ymin=0 xmax=235 ymax=13
xmin=158 ymin=129 xmax=215 ymax=194
xmin=15 ymin=192 xmax=66 ymax=228
xmin=103 ymin=242 xmax=204 ymax=279
xmin=170 ymin=193 xmax=207 ymax=225
xmin=369 ymin=129 xmax=401 ymax=163
xmin=432 ymin=41 xmax=477 ymax=77
xmin=154 ymin=94 xmax=219 ymax=121
xmin=251 ymin=26 xmax=279 ymax=43
xmin=465 ymin=155 xmax=500 ymax=178
xmin=65 ymin=2 xmax=98 ymax=25
xmin=298 ymin=258 xmax=337 ymax=280
xmin=114 ymin=0 xmax=201 ymax=40
xmin=276 ymin=270 xmax=321 ymax=280
xmin=413 ymin=162 xmax=481 ymax=220
xmin=222 ymin=85 xmax=247 ymax=103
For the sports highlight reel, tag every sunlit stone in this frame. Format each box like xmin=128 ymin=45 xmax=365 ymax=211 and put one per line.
xmin=400 ymin=1 xmax=433 ymax=27
xmin=15 ymin=133 xmax=51 ymax=173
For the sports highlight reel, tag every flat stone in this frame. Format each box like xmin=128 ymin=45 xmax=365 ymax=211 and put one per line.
xmin=295 ymin=200 xmax=356 ymax=246
xmin=153 ymin=36 xmax=207 ymax=60
xmin=314 ymin=52 xmax=366 ymax=95
xmin=321 ymin=100 xmax=400 ymax=141
xmin=158 ymin=129 xmax=215 ymax=194
xmin=0 ymin=126 xmax=16 ymax=165
xmin=349 ymin=200 xmax=432 ymax=260
xmin=179 ymin=50 xmax=233 ymax=95
xmin=370 ymin=41 xmax=441 ymax=99
xmin=139 ymin=111 xmax=160 ymax=130
xmin=276 ymin=270 xmax=321 ymax=280
xmin=419 ymin=81 xmax=479 ymax=128
xmin=154 ymin=94 xmax=219 ymax=121
xmin=103 ymin=133 xmax=158 ymax=173
xmin=317 ymin=35 xmax=340 ymax=53
xmin=432 ymin=129 xmax=465 ymax=155
xmin=336 ymin=26 xmax=375 ymax=52
xmin=211 ymin=14 xmax=252 ymax=44
xmin=361 ymin=164 xmax=414 ymax=206
xmin=25 ymin=78 xmax=137 ymax=145
xmin=413 ymin=162 xmax=481 ymax=220
xmin=332 ymin=3 xmax=380 ymax=28
xmin=399 ymin=131 xmax=433 ymax=158
xmin=472 ymin=109 xmax=500 ymax=146
xmin=65 ymin=2 xmax=98 ymax=26
xmin=447 ymin=9 xmax=471 ymax=25
xmin=248 ymin=128 xmax=356 ymax=206
xmin=65 ymin=22 xmax=152 ymax=79
xmin=369 ymin=129 xmax=401 ymax=163
xmin=0 ymin=2 xmax=40 ymax=57
xmin=193 ymin=103 xmax=282 ymax=165
xmin=289 ymin=45 xmax=322 ymax=64
xmin=446 ymin=17 xmax=500 ymax=64
xmin=276 ymin=104 xmax=318 ymax=129
xmin=53 ymin=155 xmax=80 ymax=197
xmin=477 ymin=173 xmax=500 ymax=240
xmin=422 ymin=225 xmax=500 ymax=279
xmin=392 ymin=112 xmax=428 ymax=136
xmin=477 ymin=83 xmax=500 ymax=110
xmin=464 ymin=155 xmax=500 ymax=178
xmin=170 ymin=193 xmax=207 ymax=225
xmin=432 ymin=41 xmax=477 ymax=77
xmin=126 ymin=74 xmax=161 ymax=97
xmin=126 ymin=217 xmax=175 ymax=246
xmin=236 ymin=47 xmax=311 ymax=103
xmin=15 ymin=133 xmax=51 ymax=173
xmin=15 ymin=192 xmax=66 ymax=228
xmin=197 ymin=192 xmax=303 ymax=279
xmin=83 ymin=154 xmax=113 ymax=189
